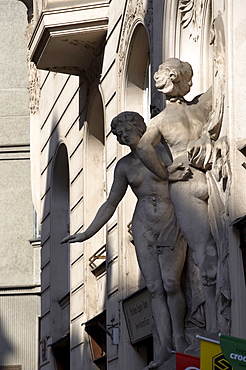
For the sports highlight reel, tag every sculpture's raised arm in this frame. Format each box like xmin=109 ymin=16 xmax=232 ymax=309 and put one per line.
xmin=136 ymin=121 xmax=168 ymax=180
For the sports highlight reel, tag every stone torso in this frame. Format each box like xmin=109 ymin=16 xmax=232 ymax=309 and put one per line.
xmin=151 ymin=94 xmax=211 ymax=162
xmin=120 ymin=154 xmax=172 ymax=224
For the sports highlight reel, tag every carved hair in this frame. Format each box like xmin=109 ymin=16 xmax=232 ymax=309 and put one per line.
xmin=156 ymin=58 xmax=193 ymax=97
xmin=111 ymin=111 xmax=146 ymax=142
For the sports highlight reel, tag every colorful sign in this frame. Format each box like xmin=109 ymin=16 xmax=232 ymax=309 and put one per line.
xmin=176 ymin=352 xmax=200 ymax=370
xmin=220 ymin=334 xmax=246 ymax=370
xmin=200 ymin=337 xmax=233 ymax=370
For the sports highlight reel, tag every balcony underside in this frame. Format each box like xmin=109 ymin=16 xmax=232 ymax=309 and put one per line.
xmin=28 ymin=4 xmax=109 ymax=76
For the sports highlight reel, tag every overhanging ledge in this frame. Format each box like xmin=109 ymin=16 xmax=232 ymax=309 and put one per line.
xmin=28 ymin=3 xmax=109 ymax=76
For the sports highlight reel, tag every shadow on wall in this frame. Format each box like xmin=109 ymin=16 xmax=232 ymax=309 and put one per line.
xmin=40 ymin=111 xmax=70 ymax=369
xmin=0 ymin=313 xmax=13 ymax=364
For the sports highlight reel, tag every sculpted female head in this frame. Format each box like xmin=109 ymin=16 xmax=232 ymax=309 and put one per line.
xmin=154 ymin=58 xmax=193 ymax=97
xmin=111 ymin=111 xmax=146 ymax=145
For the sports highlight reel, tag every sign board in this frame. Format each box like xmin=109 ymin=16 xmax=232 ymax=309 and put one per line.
xmin=200 ymin=337 xmax=233 ymax=370
xmin=220 ymin=334 xmax=246 ymax=370
xmin=123 ymin=288 xmax=153 ymax=344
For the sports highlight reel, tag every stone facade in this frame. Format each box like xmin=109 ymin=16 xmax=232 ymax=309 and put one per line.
xmin=0 ymin=1 xmax=40 ymax=369
xmin=24 ymin=0 xmax=246 ymax=369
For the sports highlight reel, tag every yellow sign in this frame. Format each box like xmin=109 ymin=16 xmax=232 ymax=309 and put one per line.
xmin=200 ymin=338 xmax=233 ymax=370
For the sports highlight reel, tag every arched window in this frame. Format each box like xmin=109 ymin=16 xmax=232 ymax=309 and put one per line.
xmin=51 ymin=143 xmax=70 ymax=346
xmin=84 ymin=86 xmax=105 ymax=250
xmin=83 ymin=87 xmax=106 ymax=314
xmin=125 ymin=24 xmax=151 ymax=124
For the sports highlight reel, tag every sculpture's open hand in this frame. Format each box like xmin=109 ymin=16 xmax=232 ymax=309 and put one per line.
xmin=188 ymin=136 xmax=212 ymax=170
xmin=168 ymin=162 xmax=192 ymax=181
xmin=61 ymin=232 xmax=86 ymax=244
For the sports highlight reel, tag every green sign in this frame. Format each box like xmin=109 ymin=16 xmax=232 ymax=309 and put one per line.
xmin=220 ymin=334 xmax=246 ymax=370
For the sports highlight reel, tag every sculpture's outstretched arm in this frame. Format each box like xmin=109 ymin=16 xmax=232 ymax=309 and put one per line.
xmin=61 ymin=161 xmax=128 ymax=244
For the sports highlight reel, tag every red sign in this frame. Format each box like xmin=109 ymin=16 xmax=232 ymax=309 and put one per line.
xmin=176 ymin=352 xmax=200 ymax=370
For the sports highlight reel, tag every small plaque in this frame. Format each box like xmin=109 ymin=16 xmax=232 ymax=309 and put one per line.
xmin=123 ymin=289 xmax=153 ymax=344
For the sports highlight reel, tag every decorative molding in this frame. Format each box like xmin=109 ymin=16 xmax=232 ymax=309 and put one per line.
xmin=0 ymin=144 xmax=30 ymax=161
xmin=209 ymin=13 xmax=225 ymax=141
xmin=28 ymin=61 xmax=41 ymax=114
xmin=26 ymin=20 xmax=40 ymax=114
xmin=118 ymin=0 xmax=153 ymax=75
xmin=179 ymin=0 xmax=207 ymax=41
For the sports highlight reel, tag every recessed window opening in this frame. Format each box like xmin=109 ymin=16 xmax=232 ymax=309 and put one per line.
xmin=143 ymin=62 xmax=151 ymax=124
xmin=125 ymin=24 xmax=150 ymax=121
xmin=84 ymin=87 xmax=105 ymax=253
xmin=51 ymin=143 xmax=70 ymax=346
xmin=85 ymin=311 xmax=107 ymax=370
xmin=52 ymin=143 xmax=70 ymax=295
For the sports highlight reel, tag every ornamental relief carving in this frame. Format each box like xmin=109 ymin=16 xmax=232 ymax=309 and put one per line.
xmin=28 ymin=61 xmax=40 ymax=114
xmin=118 ymin=0 xmax=153 ymax=76
xmin=179 ymin=0 xmax=210 ymax=42
xmin=26 ymin=20 xmax=40 ymax=114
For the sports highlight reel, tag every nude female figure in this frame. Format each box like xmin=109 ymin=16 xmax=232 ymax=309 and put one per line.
xmin=61 ymin=111 xmax=189 ymax=368
xmin=136 ymin=58 xmax=219 ymax=333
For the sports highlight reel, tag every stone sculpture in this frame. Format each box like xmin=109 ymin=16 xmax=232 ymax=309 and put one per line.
xmin=61 ymin=111 xmax=191 ymax=368
xmin=136 ymin=58 xmax=225 ymax=338
xmin=207 ymin=14 xmax=231 ymax=335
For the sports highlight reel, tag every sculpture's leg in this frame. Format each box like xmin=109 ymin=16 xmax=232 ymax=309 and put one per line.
xmin=170 ymin=172 xmax=218 ymax=333
xmin=133 ymin=221 xmax=172 ymax=367
xmin=158 ymin=237 xmax=189 ymax=352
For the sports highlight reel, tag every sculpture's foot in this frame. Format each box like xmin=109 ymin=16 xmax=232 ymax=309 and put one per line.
xmin=147 ymin=348 xmax=171 ymax=369
xmin=148 ymin=360 xmax=162 ymax=369
xmin=145 ymin=352 xmax=175 ymax=370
